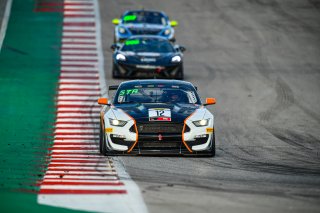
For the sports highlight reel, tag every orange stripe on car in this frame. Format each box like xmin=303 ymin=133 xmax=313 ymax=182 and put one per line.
xmin=118 ymin=109 xmax=138 ymax=153
xmin=182 ymin=110 xmax=197 ymax=153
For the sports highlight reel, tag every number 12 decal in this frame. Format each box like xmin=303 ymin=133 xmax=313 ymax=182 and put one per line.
xmin=149 ymin=108 xmax=171 ymax=121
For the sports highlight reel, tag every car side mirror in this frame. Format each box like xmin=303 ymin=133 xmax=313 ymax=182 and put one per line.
xmin=112 ymin=18 xmax=120 ymax=25
xmin=98 ymin=98 xmax=109 ymax=105
xmin=169 ymin=20 xmax=178 ymax=27
xmin=179 ymin=46 xmax=186 ymax=52
xmin=110 ymin=44 xmax=119 ymax=51
xmin=204 ymin=98 xmax=216 ymax=106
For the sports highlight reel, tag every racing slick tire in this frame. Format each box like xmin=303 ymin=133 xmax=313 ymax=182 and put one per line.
xmin=175 ymin=65 xmax=184 ymax=80
xmin=112 ymin=64 xmax=121 ymax=79
xmin=99 ymin=123 xmax=108 ymax=156
xmin=210 ymin=133 xmax=216 ymax=157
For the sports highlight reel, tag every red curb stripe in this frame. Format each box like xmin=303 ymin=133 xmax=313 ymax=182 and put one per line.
xmin=57 ymin=104 xmax=99 ymax=108
xmin=58 ymin=88 xmax=100 ymax=91
xmin=60 ymin=71 xmax=99 ymax=74
xmin=55 ymin=127 xmax=98 ymax=130
xmin=59 ymin=82 xmax=99 ymax=85
xmin=56 ymin=111 xmax=99 ymax=114
xmin=60 ymin=64 xmax=96 ymax=67
xmin=53 ymin=138 xmax=98 ymax=141
xmin=40 ymin=182 xmax=124 ymax=186
xmin=59 ymin=76 xmax=99 ymax=80
xmin=43 ymin=178 xmax=118 ymax=181
xmin=54 ymin=132 xmax=97 ymax=135
xmin=38 ymin=3 xmax=93 ymax=6
xmin=50 ymin=159 xmax=105 ymax=163
xmin=63 ymin=36 xmax=96 ymax=39
xmin=50 ymin=148 xmax=98 ymax=151
xmin=61 ymin=59 xmax=98 ymax=62
xmin=35 ymin=8 xmax=94 ymax=12
xmin=61 ymin=53 xmax=97 ymax=56
xmin=62 ymin=30 xmax=95 ymax=34
xmin=64 ymin=14 xmax=95 ymax=18
xmin=47 ymin=168 xmax=112 ymax=172
xmin=44 ymin=173 xmax=116 ymax=176
xmin=39 ymin=189 xmax=127 ymax=194
xmin=57 ymin=94 xmax=99 ymax=97
xmin=55 ymin=122 xmax=99 ymax=124
xmin=62 ymin=41 xmax=96 ymax=45
xmin=63 ymin=22 xmax=95 ymax=27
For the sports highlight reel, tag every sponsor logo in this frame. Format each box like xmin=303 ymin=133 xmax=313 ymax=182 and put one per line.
xmin=206 ymin=128 xmax=214 ymax=133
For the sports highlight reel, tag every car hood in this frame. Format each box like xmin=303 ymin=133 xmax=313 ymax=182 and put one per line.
xmin=113 ymin=103 xmax=202 ymax=123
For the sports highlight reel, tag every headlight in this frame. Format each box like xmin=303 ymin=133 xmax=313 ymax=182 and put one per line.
xmin=171 ymin=55 xmax=181 ymax=63
xmin=109 ymin=118 xmax=127 ymax=127
xmin=163 ymin=29 xmax=171 ymax=35
xmin=192 ymin=119 xmax=209 ymax=127
xmin=116 ymin=53 xmax=126 ymax=61
xmin=118 ymin=27 xmax=126 ymax=34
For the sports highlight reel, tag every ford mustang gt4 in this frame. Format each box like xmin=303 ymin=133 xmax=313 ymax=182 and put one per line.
xmin=98 ymin=79 xmax=217 ymax=156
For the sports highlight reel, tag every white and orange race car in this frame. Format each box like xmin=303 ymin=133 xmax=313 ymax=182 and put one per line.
xmin=98 ymin=79 xmax=216 ymax=156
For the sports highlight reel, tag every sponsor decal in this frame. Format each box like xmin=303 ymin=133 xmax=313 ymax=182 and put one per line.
xmin=125 ymin=39 xmax=140 ymax=45
xmin=149 ymin=108 xmax=171 ymax=121
xmin=105 ymin=128 xmax=113 ymax=133
xmin=140 ymin=57 xmax=156 ymax=62
xmin=206 ymin=127 xmax=214 ymax=133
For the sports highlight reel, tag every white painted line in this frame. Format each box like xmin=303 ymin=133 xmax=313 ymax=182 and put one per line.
xmin=63 ymin=5 xmax=94 ymax=10
xmin=63 ymin=18 xmax=95 ymax=23
xmin=0 ymin=0 xmax=13 ymax=53
xmin=48 ymin=166 xmax=110 ymax=170
xmin=63 ymin=11 xmax=95 ymax=15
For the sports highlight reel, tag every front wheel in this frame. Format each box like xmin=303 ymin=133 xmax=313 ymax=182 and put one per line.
xmin=99 ymin=123 xmax=107 ymax=156
xmin=210 ymin=133 xmax=216 ymax=157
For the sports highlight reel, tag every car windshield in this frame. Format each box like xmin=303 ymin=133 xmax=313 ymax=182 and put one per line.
xmin=121 ymin=38 xmax=175 ymax=53
xmin=122 ymin=11 xmax=167 ymax=25
xmin=114 ymin=84 xmax=201 ymax=104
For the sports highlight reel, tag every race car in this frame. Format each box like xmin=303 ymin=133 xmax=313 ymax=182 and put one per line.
xmin=111 ymin=35 xmax=185 ymax=79
xmin=98 ymin=79 xmax=216 ymax=156
xmin=112 ymin=9 xmax=178 ymax=42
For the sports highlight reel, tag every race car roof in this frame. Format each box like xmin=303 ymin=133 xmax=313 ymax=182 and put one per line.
xmin=118 ymin=79 xmax=195 ymax=88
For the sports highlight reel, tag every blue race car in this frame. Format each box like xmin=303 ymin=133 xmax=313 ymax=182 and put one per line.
xmin=112 ymin=10 xmax=178 ymax=43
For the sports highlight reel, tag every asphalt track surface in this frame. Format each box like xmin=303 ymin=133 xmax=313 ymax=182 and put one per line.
xmin=99 ymin=0 xmax=320 ymax=212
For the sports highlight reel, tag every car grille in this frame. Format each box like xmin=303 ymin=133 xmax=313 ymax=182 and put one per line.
xmin=129 ymin=28 xmax=162 ymax=35
xmin=137 ymin=122 xmax=184 ymax=134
